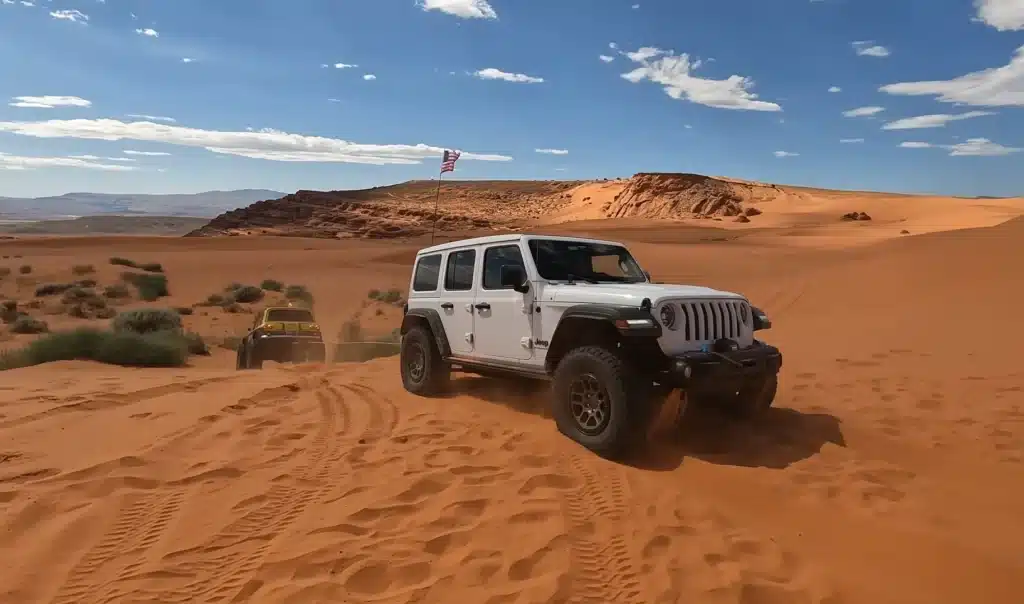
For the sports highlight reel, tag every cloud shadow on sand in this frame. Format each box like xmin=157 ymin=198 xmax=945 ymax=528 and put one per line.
xmin=445 ymin=375 xmax=845 ymax=472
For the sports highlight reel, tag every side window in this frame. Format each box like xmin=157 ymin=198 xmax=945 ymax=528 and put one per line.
xmin=483 ymin=245 xmax=526 ymax=290
xmin=444 ymin=249 xmax=476 ymax=291
xmin=412 ymin=254 xmax=442 ymax=291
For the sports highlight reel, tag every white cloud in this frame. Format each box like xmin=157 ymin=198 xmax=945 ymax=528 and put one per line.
xmin=68 ymin=155 xmax=137 ymax=162
xmin=49 ymin=9 xmax=88 ymax=23
xmin=8 ymin=95 xmax=91 ymax=108
xmin=125 ymin=114 xmax=176 ymax=123
xmin=599 ymin=55 xmax=614 ymax=63
xmin=20 ymin=1 xmax=33 ymax=6
xmin=473 ymin=68 xmax=544 ymax=83
xmin=899 ymin=137 xmax=1021 ymax=156
xmin=828 ymin=86 xmax=841 ymax=92
xmin=535 ymin=148 xmax=568 ymax=155
xmin=362 ymin=74 xmax=376 ymax=80
xmin=0 ymin=118 xmax=514 ymax=165
xmin=619 ymin=46 xmax=781 ymax=111
xmin=842 ymin=105 xmax=884 ymax=117
xmin=122 ymin=150 xmax=172 ymax=156
xmin=852 ymin=40 xmax=890 ymax=57
xmin=974 ymin=0 xmax=1024 ymax=31
xmin=418 ymin=0 xmax=497 ymax=19
xmin=879 ymin=45 xmax=1024 ymax=107
xmin=182 ymin=57 xmax=193 ymax=63
xmin=609 ymin=42 xmax=618 ymax=50
xmin=325 ymin=62 xmax=357 ymax=69
xmin=1 ymin=1 xmax=14 ymax=5
xmin=881 ymin=110 xmax=994 ymax=130
xmin=839 ymin=138 xmax=865 ymax=143
xmin=774 ymin=151 xmax=799 ymax=157
xmin=135 ymin=28 xmax=158 ymax=37
xmin=0 ymin=152 xmax=138 ymax=171
xmin=632 ymin=3 xmax=639 ymax=8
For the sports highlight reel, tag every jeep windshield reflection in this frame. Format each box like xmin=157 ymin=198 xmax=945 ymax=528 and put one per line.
xmin=528 ymin=238 xmax=647 ymax=284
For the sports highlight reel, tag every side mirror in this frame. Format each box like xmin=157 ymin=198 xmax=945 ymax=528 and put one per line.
xmin=500 ymin=265 xmax=530 ymax=293
xmin=751 ymin=306 xmax=772 ymax=331
xmin=642 ymin=270 xmax=652 ymax=282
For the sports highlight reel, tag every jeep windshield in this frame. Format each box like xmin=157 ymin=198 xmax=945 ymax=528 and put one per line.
xmin=266 ymin=308 xmax=314 ymax=322
xmin=528 ymin=239 xmax=647 ymax=283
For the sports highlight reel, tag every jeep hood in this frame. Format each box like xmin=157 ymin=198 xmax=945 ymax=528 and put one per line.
xmin=542 ymin=282 xmax=745 ymax=306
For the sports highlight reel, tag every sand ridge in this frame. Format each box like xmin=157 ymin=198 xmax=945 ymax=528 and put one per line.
xmin=1 ymin=201 xmax=1023 ymax=603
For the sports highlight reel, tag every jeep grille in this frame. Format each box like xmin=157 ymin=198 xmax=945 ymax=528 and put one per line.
xmin=676 ymin=300 xmax=749 ymax=342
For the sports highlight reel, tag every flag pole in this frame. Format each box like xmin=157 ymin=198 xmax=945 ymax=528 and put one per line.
xmin=430 ymin=166 xmax=443 ymax=246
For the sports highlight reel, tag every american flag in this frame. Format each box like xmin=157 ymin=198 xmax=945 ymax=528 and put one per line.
xmin=440 ymin=149 xmax=461 ymax=173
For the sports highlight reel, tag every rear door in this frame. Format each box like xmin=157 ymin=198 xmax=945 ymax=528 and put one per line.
xmin=439 ymin=247 xmax=478 ymax=355
xmin=471 ymin=243 xmax=534 ymax=361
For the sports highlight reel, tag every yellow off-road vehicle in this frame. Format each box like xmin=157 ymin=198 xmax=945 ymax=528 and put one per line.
xmin=236 ymin=304 xmax=326 ymax=369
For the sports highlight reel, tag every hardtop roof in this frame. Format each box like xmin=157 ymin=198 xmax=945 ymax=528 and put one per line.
xmin=416 ymin=233 xmax=628 ymax=256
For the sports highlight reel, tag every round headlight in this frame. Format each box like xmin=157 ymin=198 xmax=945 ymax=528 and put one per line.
xmin=659 ymin=304 xmax=677 ymax=329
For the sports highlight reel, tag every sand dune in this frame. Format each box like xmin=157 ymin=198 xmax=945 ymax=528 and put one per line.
xmin=1 ymin=196 xmax=1023 ymax=603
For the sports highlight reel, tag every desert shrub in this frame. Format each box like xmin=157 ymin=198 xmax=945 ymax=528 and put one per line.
xmin=75 ymin=278 xmax=97 ymax=288
xmin=333 ymin=320 xmax=401 ymax=363
xmin=121 ymin=272 xmax=169 ymax=301
xmin=379 ymin=289 xmax=403 ymax=304
xmin=367 ymin=289 xmax=380 ymax=300
xmin=223 ymin=302 xmax=245 ymax=313
xmin=95 ymin=307 xmax=117 ymax=319
xmin=284 ymin=284 xmax=314 ymax=307
xmin=0 ymin=267 xmax=10 ymax=278
xmin=10 ymin=316 xmax=48 ymax=334
xmin=260 ymin=279 xmax=284 ymax=292
xmin=138 ymin=262 xmax=163 ymax=273
xmin=111 ymin=308 xmax=182 ymax=334
xmin=174 ymin=306 xmax=194 ymax=316
xmin=0 ymin=327 xmax=191 ymax=370
xmin=103 ymin=284 xmax=132 ymax=299
xmin=184 ymin=332 xmax=209 ymax=355
xmin=224 ymin=282 xmax=243 ymax=293
xmin=109 ymin=257 xmax=137 ymax=267
xmin=71 ymin=264 xmax=95 ymax=276
xmin=218 ymin=336 xmax=242 ymax=351
xmin=1 ymin=301 xmax=17 ymax=323
xmin=201 ymin=293 xmax=226 ymax=306
xmin=230 ymin=285 xmax=264 ymax=304
xmin=35 ymin=283 xmax=74 ymax=297
xmin=18 ymin=265 xmax=31 ymax=274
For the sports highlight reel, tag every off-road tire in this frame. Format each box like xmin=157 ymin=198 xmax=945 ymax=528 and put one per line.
xmin=400 ymin=325 xmax=450 ymax=396
xmin=235 ymin=344 xmax=248 ymax=370
xmin=725 ymin=373 xmax=777 ymax=420
xmin=551 ymin=345 xmax=655 ymax=458
xmin=246 ymin=340 xmax=264 ymax=370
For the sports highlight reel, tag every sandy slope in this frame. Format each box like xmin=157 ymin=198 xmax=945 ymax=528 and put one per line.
xmin=1 ymin=215 xmax=1023 ymax=603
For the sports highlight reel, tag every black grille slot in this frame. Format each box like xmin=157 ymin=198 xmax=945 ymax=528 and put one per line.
xmin=677 ymin=300 xmax=747 ymax=342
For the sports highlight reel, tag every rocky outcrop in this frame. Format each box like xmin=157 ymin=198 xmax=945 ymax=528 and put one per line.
xmin=603 ymin=173 xmax=779 ymax=220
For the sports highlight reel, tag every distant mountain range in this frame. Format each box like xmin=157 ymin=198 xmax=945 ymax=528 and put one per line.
xmin=0 ymin=189 xmax=285 ymax=221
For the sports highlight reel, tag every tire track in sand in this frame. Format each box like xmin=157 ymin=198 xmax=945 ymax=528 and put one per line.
xmin=142 ymin=381 xmax=352 ymax=604
xmin=559 ymin=453 xmax=642 ymax=604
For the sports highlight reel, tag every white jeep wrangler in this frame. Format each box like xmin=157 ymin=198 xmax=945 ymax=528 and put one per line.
xmin=399 ymin=234 xmax=782 ymax=457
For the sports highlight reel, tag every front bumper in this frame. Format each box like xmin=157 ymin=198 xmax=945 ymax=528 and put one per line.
xmin=659 ymin=340 xmax=782 ymax=392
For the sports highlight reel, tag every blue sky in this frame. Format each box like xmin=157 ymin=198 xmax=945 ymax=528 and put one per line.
xmin=0 ymin=0 xmax=1022 ymax=198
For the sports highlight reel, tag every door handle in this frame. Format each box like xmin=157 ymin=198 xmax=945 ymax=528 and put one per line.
xmin=440 ymin=302 xmax=454 ymax=310
xmin=474 ymin=302 xmax=491 ymax=311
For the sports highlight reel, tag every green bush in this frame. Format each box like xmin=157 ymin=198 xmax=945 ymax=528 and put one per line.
xmin=109 ymin=257 xmax=137 ymax=267
xmin=10 ymin=316 xmax=48 ymax=334
xmin=121 ymin=272 xmax=169 ymax=301
xmin=18 ymin=265 xmax=32 ymax=274
xmin=184 ymin=332 xmax=209 ymax=355
xmin=284 ymin=284 xmax=314 ymax=307
xmin=367 ymin=289 xmax=381 ymax=300
xmin=174 ymin=306 xmax=194 ymax=316
xmin=260 ymin=279 xmax=284 ymax=292
xmin=103 ymin=284 xmax=132 ymax=299
xmin=35 ymin=283 xmax=74 ymax=297
xmin=230 ymin=285 xmax=264 ymax=304
xmin=1 ymin=301 xmax=17 ymax=323
xmin=71 ymin=264 xmax=95 ymax=276
xmin=111 ymin=308 xmax=182 ymax=334
xmin=379 ymin=289 xmax=403 ymax=304
xmin=75 ymin=278 xmax=97 ymax=288
xmin=224 ymin=282 xmax=243 ymax=293
xmin=138 ymin=262 xmax=163 ymax=273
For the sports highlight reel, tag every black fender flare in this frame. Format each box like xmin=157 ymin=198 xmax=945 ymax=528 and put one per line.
xmin=555 ymin=304 xmax=663 ymax=339
xmin=400 ymin=308 xmax=452 ymax=358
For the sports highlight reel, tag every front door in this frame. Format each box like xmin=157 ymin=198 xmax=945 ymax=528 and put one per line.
xmin=472 ymin=244 xmax=534 ymax=361
xmin=439 ymin=248 xmax=477 ymax=355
